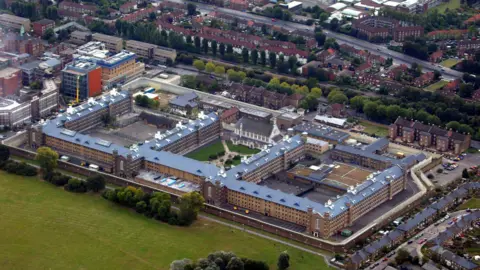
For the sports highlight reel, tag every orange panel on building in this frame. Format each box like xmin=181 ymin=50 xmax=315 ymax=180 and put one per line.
xmin=88 ymin=67 xmax=102 ymax=97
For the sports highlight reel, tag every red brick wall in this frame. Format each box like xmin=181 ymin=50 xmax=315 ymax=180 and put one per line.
xmin=0 ymin=70 xmax=21 ymax=97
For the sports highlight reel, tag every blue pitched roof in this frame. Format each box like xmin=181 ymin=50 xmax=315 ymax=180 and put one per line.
xmin=169 ymin=92 xmax=198 ymax=108
xmin=55 ymin=89 xmax=130 ymax=125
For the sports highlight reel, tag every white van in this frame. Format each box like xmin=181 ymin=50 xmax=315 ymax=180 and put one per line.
xmin=88 ymin=164 xmax=99 ymax=171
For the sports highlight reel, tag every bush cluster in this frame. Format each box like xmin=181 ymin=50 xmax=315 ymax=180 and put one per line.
xmin=44 ymin=172 xmax=105 ymax=193
xmin=170 ymin=251 xmax=270 ymax=270
xmin=0 ymin=160 xmax=37 ymax=176
xmin=208 ymin=150 xmax=226 ymax=161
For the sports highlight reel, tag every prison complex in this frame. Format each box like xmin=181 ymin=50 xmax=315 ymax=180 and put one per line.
xmin=28 ymin=90 xmax=425 ymax=238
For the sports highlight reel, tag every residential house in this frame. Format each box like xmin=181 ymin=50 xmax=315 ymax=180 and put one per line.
xmin=414 ymin=72 xmax=434 ymax=88
xmin=429 ymin=50 xmax=443 ymax=63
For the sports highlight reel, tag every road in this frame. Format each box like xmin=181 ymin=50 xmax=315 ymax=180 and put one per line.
xmin=370 ymin=210 xmax=469 ymax=270
xmin=167 ymin=0 xmax=463 ymax=80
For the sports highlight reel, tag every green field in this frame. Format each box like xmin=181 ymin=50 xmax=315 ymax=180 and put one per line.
xmin=430 ymin=0 xmax=461 ymax=13
xmin=0 ymin=171 xmax=331 ymax=270
xmin=458 ymin=198 xmax=480 ymax=210
xmin=425 ymin=80 xmax=449 ymax=92
xmin=440 ymin=58 xmax=461 ymax=68
xmin=185 ymin=140 xmax=225 ymax=161
xmin=359 ymin=120 xmax=389 ymax=137
xmin=226 ymin=141 xmax=261 ymax=155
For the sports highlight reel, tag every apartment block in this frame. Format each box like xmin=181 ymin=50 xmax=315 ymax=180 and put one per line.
xmin=0 ymin=14 xmax=31 ymax=32
xmin=125 ymin=40 xmax=156 ymax=59
xmin=61 ymin=61 xmax=102 ymax=100
xmin=389 ymin=117 xmax=471 ymax=154
xmin=32 ymin=19 xmax=55 ymax=37
xmin=92 ymin=33 xmax=123 ymax=53
xmin=0 ymin=66 xmax=22 ymax=97
xmin=70 ymin=31 xmax=92 ymax=45
xmin=153 ymin=46 xmax=177 ymax=62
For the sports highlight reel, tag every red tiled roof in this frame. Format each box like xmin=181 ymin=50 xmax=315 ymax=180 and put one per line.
xmin=465 ymin=14 xmax=480 ymax=24
xmin=427 ymin=29 xmax=467 ymax=37
xmin=221 ymin=107 xmax=239 ymax=118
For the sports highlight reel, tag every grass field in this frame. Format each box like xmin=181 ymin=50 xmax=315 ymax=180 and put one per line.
xmin=0 ymin=171 xmax=331 ymax=270
xmin=359 ymin=120 xmax=389 ymax=137
xmin=440 ymin=58 xmax=461 ymax=68
xmin=185 ymin=140 xmax=225 ymax=161
xmin=430 ymin=0 xmax=460 ymax=13
xmin=226 ymin=141 xmax=261 ymax=155
xmin=425 ymin=80 xmax=449 ymax=92
xmin=458 ymin=198 xmax=480 ymax=210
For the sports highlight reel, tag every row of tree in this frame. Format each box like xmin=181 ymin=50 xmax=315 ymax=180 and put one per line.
xmin=103 ymin=187 xmax=205 ymax=226
xmin=170 ymin=250 xmax=291 ymax=270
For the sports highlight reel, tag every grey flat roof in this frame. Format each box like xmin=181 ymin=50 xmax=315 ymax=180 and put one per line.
xmin=293 ymin=122 xmax=349 ymax=143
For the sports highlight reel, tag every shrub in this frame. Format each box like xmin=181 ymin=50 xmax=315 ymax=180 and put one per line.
xmin=233 ymin=155 xmax=241 ymax=160
xmin=135 ymin=201 xmax=148 ymax=214
xmin=1 ymin=160 xmax=37 ymax=176
xmin=208 ymin=154 xmax=218 ymax=160
xmin=436 ymin=168 xmax=443 ymax=173
xmin=218 ymin=151 xmax=225 ymax=156
xmin=86 ymin=175 xmax=106 ymax=192
xmin=225 ymin=159 xmax=233 ymax=165
xmin=427 ymin=174 xmax=434 ymax=179
xmin=51 ymin=174 xmax=70 ymax=186
xmin=64 ymin=178 xmax=87 ymax=193
xmin=4 ymin=161 xmax=19 ymax=173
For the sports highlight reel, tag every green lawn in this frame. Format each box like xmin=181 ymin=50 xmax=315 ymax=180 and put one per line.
xmin=185 ymin=140 xmax=225 ymax=161
xmin=458 ymin=198 xmax=480 ymax=210
xmin=359 ymin=120 xmax=389 ymax=137
xmin=226 ymin=141 xmax=261 ymax=155
xmin=425 ymin=80 xmax=449 ymax=92
xmin=0 ymin=171 xmax=331 ymax=270
xmin=440 ymin=58 xmax=461 ymax=68
xmin=430 ymin=0 xmax=461 ymax=13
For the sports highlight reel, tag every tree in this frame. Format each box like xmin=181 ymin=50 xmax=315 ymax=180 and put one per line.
xmin=149 ymin=12 xmax=157 ymax=21
xmin=251 ymin=49 xmax=258 ymax=65
xmin=242 ymin=48 xmax=249 ymax=63
xmin=269 ymin=52 xmax=277 ymax=68
xmin=226 ymin=257 xmax=244 ymax=270
xmin=45 ymin=6 xmax=58 ymax=20
xmin=219 ymin=43 xmax=225 ymax=56
xmin=86 ymin=175 xmax=106 ymax=192
xmin=178 ymin=191 xmax=205 ymax=225
xmin=350 ymin=96 xmax=365 ymax=112
xmin=310 ymin=87 xmax=322 ymax=98
xmin=214 ymin=66 xmax=225 ymax=76
xmin=462 ymin=168 xmax=470 ymax=179
xmin=226 ymin=44 xmax=233 ymax=54
xmin=35 ymin=147 xmax=58 ymax=173
xmin=202 ymin=38 xmax=209 ymax=54
xmin=193 ymin=60 xmax=205 ymax=71
xmin=260 ymin=51 xmax=266 ymax=66
xmin=433 ymin=70 xmax=441 ymax=80
xmin=205 ymin=62 xmax=216 ymax=73
xmin=327 ymin=90 xmax=348 ymax=104
xmin=0 ymin=144 xmax=9 ymax=163
xmin=315 ymin=32 xmax=326 ymax=46
xmin=187 ymin=3 xmax=197 ymax=15
xmin=194 ymin=36 xmax=201 ymax=50
xmin=277 ymin=252 xmax=290 ymax=270
xmin=211 ymin=40 xmax=218 ymax=56
xmin=395 ymin=249 xmax=411 ymax=265
xmin=42 ymin=28 xmax=55 ymax=43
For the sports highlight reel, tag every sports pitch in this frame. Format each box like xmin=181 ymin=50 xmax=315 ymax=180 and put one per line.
xmin=325 ymin=163 xmax=373 ymax=187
